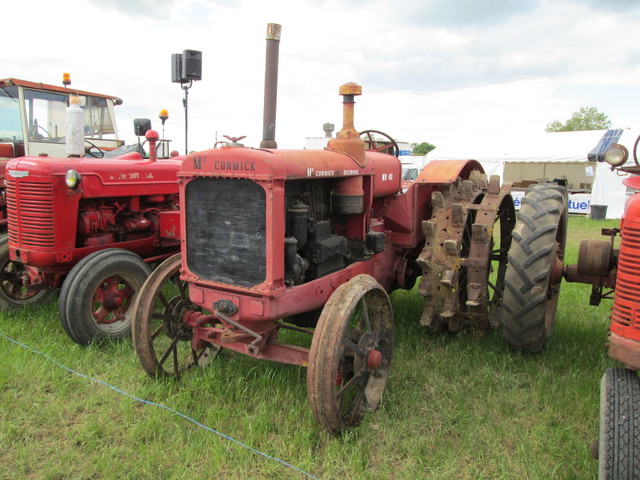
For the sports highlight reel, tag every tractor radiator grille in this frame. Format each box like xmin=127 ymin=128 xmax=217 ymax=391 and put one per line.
xmin=6 ymin=180 xmax=55 ymax=247
xmin=612 ymin=222 xmax=640 ymax=329
xmin=185 ymin=177 xmax=266 ymax=287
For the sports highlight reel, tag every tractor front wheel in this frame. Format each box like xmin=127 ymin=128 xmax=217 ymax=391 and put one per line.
xmin=307 ymin=274 xmax=393 ymax=433
xmin=498 ymin=183 xmax=567 ymax=352
xmin=132 ymin=254 xmax=213 ymax=379
xmin=0 ymin=235 xmax=55 ymax=310
xmin=58 ymin=249 xmax=151 ymax=345
xmin=598 ymin=368 xmax=640 ymax=480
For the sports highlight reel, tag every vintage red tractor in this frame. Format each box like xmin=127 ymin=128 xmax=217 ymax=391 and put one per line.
xmin=2 ymin=125 xmax=182 ymax=345
xmin=130 ymin=70 xmax=570 ymax=432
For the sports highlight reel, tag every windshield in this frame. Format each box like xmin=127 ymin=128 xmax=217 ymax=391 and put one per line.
xmin=25 ymin=89 xmax=68 ymax=144
xmin=80 ymin=95 xmax=116 ymax=138
xmin=0 ymin=86 xmax=22 ymax=142
xmin=22 ymin=89 xmax=117 ymax=145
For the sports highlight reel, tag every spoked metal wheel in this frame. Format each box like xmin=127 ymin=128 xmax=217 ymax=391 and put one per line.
xmin=0 ymin=235 xmax=55 ymax=310
xmin=307 ymin=274 xmax=393 ymax=434
xmin=132 ymin=254 xmax=213 ymax=379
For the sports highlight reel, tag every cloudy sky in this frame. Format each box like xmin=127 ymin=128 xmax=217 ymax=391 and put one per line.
xmin=6 ymin=0 xmax=640 ymax=156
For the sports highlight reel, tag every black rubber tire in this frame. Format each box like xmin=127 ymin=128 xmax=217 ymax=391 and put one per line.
xmin=0 ymin=234 xmax=55 ymax=310
xmin=598 ymin=368 xmax=640 ymax=480
xmin=499 ymin=183 xmax=567 ymax=352
xmin=58 ymin=248 xmax=151 ymax=345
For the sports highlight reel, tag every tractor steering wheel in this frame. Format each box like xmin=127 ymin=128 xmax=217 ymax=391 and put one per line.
xmin=359 ymin=129 xmax=400 ymax=158
xmin=634 ymin=133 xmax=640 ymax=167
xmin=85 ymin=140 xmax=105 ymax=158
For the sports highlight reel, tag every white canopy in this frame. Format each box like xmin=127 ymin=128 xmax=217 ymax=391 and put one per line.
xmin=421 ymin=128 xmax=640 ymax=219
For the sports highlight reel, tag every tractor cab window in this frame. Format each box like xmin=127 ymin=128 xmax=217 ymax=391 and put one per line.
xmin=0 ymin=86 xmax=23 ymax=142
xmin=79 ymin=95 xmax=115 ymax=139
xmin=24 ymin=89 xmax=67 ymax=144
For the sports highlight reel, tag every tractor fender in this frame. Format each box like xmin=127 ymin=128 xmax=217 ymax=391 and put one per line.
xmin=415 ymin=159 xmax=484 ymax=185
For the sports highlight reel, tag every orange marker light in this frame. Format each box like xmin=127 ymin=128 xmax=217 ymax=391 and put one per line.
xmin=62 ymin=73 xmax=71 ymax=86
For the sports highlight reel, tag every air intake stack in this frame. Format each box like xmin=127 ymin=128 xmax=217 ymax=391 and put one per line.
xmin=327 ymin=83 xmax=366 ymax=215
xmin=260 ymin=23 xmax=282 ymax=149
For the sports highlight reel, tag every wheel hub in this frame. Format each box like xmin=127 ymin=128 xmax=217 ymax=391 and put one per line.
xmin=367 ymin=350 xmax=382 ymax=370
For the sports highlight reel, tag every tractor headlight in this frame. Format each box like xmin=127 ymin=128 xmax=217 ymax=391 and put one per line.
xmin=604 ymin=144 xmax=628 ymax=168
xmin=65 ymin=169 xmax=82 ymax=189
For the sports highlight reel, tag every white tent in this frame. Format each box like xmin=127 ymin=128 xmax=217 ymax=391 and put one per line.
xmin=423 ymin=128 xmax=640 ymax=219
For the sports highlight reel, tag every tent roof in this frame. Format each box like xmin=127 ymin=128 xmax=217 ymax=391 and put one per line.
xmin=429 ymin=128 xmax=639 ymax=163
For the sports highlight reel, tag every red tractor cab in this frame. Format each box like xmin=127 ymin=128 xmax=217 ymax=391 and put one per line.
xmin=0 ymin=76 xmax=124 ymax=230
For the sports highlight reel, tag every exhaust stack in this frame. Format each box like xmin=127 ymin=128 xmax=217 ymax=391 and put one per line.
xmin=260 ymin=23 xmax=282 ymax=149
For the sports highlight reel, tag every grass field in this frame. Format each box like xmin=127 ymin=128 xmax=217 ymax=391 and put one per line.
xmin=0 ymin=216 xmax=621 ymax=479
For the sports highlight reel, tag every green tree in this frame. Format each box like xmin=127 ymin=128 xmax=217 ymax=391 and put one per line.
xmin=545 ymin=106 xmax=612 ymax=132
xmin=411 ymin=141 xmax=436 ymax=155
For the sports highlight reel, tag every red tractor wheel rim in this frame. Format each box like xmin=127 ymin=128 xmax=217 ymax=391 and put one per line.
xmin=91 ymin=275 xmax=133 ymax=324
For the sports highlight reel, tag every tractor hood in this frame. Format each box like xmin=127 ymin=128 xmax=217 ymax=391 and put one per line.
xmin=180 ymin=146 xmax=402 ymax=198
xmin=6 ymin=155 xmax=182 ymax=199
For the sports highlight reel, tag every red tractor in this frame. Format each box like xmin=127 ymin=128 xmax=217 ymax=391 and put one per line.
xmin=2 ymin=125 xmax=182 ymax=345
xmin=130 ymin=24 xmax=570 ymax=433
xmin=130 ymin=69 xmax=570 ymax=432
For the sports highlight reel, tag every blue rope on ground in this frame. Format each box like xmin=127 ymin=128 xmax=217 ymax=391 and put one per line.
xmin=0 ymin=332 xmax=319 ymax=480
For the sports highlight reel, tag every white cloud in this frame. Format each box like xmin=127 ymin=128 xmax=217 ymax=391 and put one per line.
xmin=5 ymin=0 xmax=640 ymax=154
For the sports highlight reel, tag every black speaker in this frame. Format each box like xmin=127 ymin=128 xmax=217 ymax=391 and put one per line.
xmin=171 ymin=53 xmax=183 ymax=83
xmin=134 ymin=118 xmax=152 ymax=136
xmin=182 ymin=50 xmax=202 ymax=81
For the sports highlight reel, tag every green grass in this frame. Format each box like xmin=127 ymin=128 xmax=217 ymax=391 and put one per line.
xmin=0 ymin=216 xmax=621 ymax=480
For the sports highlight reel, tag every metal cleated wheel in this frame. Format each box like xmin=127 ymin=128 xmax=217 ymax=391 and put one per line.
xmin=498 ymin=183 xmax=567 ymax=352
xmin=132 ymin=254 xmax=214 ymax=379
xmin=58 ymin=249 xmax=151 ymax=345
xmin=0 ymin=234 xmax=55 ymax=310
xmin=417 ymin=172 xmax=516 ymax=334
xmin=307 ymin=274 xmax=393 ymax=434
xmin=598 ymin=368 xmax=640 ymax=480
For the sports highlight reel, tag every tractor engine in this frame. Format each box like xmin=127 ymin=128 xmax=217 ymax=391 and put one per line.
xmin=76 ymin=195 xmax=177 ymax=247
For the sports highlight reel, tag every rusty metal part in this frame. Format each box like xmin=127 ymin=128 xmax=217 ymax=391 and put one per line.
xmin=307 ymin=274 xmax=393 ymax=434
xmin=132 ymin=254 xmax=218 ymax=378
xmin=577 ymin=239 xmax=613 ymax=277
xmin=417 ymin=172 xmax=515 ymax=333
xmin=260 ymin=23 xmax=282 ymax=149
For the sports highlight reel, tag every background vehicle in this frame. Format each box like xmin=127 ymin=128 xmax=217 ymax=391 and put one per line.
xmin=559 ymin=137 xmax=640 ymax=479
xmin=2 ymin=127 xmax=182 ymax=345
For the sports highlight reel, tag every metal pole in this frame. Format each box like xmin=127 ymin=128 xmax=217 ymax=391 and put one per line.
xmin=182 ymin=81 xmax=192 ymax=154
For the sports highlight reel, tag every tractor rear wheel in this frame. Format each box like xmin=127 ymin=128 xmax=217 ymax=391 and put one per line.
xmin=0 ymin=235 xmax=55 ymax=310
xmin=58 ymin=249 xmax=151 ymax=345
xmin=132 ymin=254 xmax=213 ymax=379
xmin=499 ymin=183 xmax=567 ymax=352
xmin=307 ymin=274 xmax=393 ymax=433
xmin=598 ymin=368 xmax=640 ymax=480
